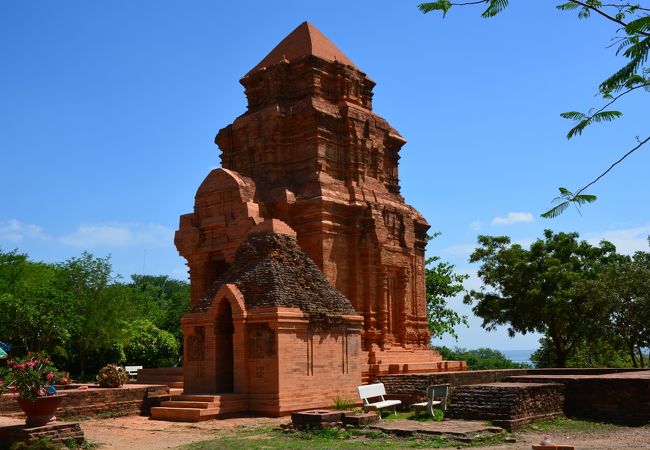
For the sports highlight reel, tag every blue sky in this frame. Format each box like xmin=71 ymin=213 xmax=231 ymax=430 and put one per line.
xmin=1 ymin=1 xmax=648 ymax=351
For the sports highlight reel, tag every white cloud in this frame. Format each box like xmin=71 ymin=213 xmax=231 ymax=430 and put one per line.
xmin=59 ymin=223 xmax=174 ymax=248
xmin=492 ymin=212 xmax=534 ymax=225
xmin=470 ymin=220 xmax=483 ymax=231
xmin=586 ymin=225 xmax=650 ymax=255
xmin=0 ymin=219 xmax=50 ymax=243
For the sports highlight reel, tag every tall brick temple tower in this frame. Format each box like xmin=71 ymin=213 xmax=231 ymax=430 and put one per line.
xmin=175 ymin=22 xmax=465 ymax=384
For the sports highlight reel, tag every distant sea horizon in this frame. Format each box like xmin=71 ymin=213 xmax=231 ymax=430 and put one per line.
xmin=501 ymin=349 xmax=535 ymax=366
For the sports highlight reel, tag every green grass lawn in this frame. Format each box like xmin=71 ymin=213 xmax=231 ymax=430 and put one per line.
xmin=528 ymin=417 xmax=621 ymax=433
xmin=181 ymin=424 xmax=507 ymax=450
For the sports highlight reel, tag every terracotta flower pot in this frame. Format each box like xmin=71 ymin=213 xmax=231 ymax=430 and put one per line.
xmin=16 ymin=394 xmax=66 ymax=427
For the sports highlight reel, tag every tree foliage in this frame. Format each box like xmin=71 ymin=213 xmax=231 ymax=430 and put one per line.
xmin=419 ymin=0 xmax=650 ymax=216
xmin=425 ymin=233 xmax=469 ymax=340
xmin=599 ymin=243 xmax=650 ymax=366
xmin=0 ymin=248 xmax=190 ymax=377
xmin=466 ymin=230 xmax=650 ymax=368
xmin=436 ymin=346 xmax=530 ymax=369
xmin=465 ymin=230 xmax=620 ymax=367
xmin=122 ymin=319 xmax=180 ymax=368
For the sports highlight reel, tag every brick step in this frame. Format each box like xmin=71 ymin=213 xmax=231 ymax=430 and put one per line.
xmin=138 ymin=380 xmax=184 ymax=389
xmin=138 ymin=367 xmax=184 ymax=375
xmin=169 ymin=388 xmax=184 ymax=396
xmin=172 ymin=394 xmax=222 ymax=402
xmin=150 ymin=406 xmax=221 ymax=422
xmin=151 ymin=394 xmax=249 ymax=422
xmin=137 ymin=374 xmax=184 ymax=382
xmin=172 ymin=394 xmax=249 ymax=409
xmin=160 ymin=400 xmax=215 ymax=409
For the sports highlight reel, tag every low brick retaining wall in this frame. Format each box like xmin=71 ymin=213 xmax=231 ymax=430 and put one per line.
xmin=375 ymin=369 xmax=529 ymax=405
xmin=378 ymin=369 xmax=650 ymax=426
xmin=0 ymin=421 xmax=85 ymax=447
xmin=0 ymin=384 xmax=170 ymax=419
xmin=505 ymin=372 xmax=650 ymax=425
xmin=446 ymin=382 xmax=564 ymax=430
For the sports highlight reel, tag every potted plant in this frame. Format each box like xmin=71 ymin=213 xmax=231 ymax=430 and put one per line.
xmin=1 ymin=353 xmax=67 ymax=426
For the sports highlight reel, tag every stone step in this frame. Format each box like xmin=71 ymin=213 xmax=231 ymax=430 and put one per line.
xmin=169 ymin=388 xmax=184 ymax=396
xmin=138 ymin=373 xmax=184 ymax=381
xmin=172 ymin=394 xmax=222 ymax=402
xmin=151 ymin=393 xmax=250 ymax=422
xmin=160 ymin=400 xmax=215 ymax=409
xmin=150 ymin=406 xmax=221 ymax=422
xmin=138 ymin=367 xmax=184 ymax=375
xmin=138 ymin=380 xmax=184 ymax=388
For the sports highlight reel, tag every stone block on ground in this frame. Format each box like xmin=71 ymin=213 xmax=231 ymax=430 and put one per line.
xmin=0 ymin=421 xmax=85 ymax=447
xmin=291 ymin=410 xmax=345 ymax=427
xmin=342 ymin=411 xmax=379 ymax=427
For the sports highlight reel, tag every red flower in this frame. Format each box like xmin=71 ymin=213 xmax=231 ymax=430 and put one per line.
xmin=46 ymin=372 xmax=54 ymax=381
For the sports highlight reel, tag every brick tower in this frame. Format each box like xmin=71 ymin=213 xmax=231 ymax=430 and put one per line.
xmin=176 ymin=22 xmax=465 ymax=379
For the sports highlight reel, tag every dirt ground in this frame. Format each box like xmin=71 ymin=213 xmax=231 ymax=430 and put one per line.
xmin=80 ymin=416 xmax=650 ymax=450
xmin=2 ymin=415 xmax=650 ymax=449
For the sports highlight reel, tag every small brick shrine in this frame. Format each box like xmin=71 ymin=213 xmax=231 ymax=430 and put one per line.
xmin=179 ymin=230 xmax=362 ymax=415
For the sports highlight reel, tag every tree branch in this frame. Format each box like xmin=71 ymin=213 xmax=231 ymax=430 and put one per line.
xmin=602 ymin=3 xmax=650 ymax=12
xmin=582 ymin=82 xmax=650 ymax=120
xmin=574 ymin=135 xmax=650 ymax=197
xmin=569 ymin=0 xmax=650 ymax=36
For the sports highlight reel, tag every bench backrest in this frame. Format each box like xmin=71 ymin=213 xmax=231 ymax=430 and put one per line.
xmin=358 ymin=383 xmax=387 ymax=403
xmin=125 ymin=365 xmax=143 ymax=376
xmin=427 ymin=384 xmax=450 ymax=408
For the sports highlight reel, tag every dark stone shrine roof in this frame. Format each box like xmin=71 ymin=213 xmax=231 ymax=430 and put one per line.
xmin=194 ymin=232 xmax=356 ymax=317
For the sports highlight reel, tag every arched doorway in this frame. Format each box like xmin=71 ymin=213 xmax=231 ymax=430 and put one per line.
xmin=214 ymin=298 xmax=234 ymax=392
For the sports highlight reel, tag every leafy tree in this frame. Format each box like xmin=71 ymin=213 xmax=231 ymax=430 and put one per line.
xmin=419 ymin=0 xmax=649 ymax=216
xmin=0 ymin=250 xmax=74 ymax=356
xmin=56 ymin=252 xmax=135 ymax=375
xmin=425 ymin=233 xmax=469 ymax=340
xmin=121 ymin=319 xmax=180 ymax=368
xmin=465 ymin=230 xmax=618 ymax=367
xmin=436 ymin=346 xmax=530 ymax=369
xmin=128 ymin=275 xmax=190 ymax=345
xmin=531 ymin=336 xmax=633 ymax=368
xmin=600 ymin=243 xmax=650 ymax=366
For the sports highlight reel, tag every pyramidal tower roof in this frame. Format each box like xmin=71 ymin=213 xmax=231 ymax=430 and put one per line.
xmin=246 ymin=21 xmax=357 ymax=76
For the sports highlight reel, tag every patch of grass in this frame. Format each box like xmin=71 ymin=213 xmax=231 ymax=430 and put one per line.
xmin=382 ymin=409 xmax=443 ymax=422
xmin=59 ymin=416 xmax=92 ymax=422
xmin=406 ymin=432 xmax=508 ymax=448
xmin=331 ymin=395 xmax=356 ymax=411
xmin=184 ymin=425 xmax=507 ymax=449
xmin=9 ymin=438 xmax=62 ymax=450
xmin=529 ymin=417 xmax=620 ymax=433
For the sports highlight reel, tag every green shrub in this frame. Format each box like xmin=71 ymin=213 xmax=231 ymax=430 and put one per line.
xmin=96 ymin=364 xmax=129 ymax=388
xmin=122 ymin=319 xmax=180 ymax=368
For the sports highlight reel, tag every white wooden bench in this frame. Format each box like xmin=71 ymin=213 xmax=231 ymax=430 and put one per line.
xmin=357 ymin=383 xmax=401 ymax=415
xmin=125 ymin=365 xmax=143 ymax=379
xmin=410 ymin=384 xmax=450 ymax=416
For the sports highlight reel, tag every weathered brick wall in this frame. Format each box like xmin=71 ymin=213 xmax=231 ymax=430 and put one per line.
xmin=375 ymin=369 xmax=529 ymax=404
xmin=0 ymin=421 xmax=85 ymax=447
xmin=508 ymin=373 xmax=650 ymax=425
xmin=564 ymin=378 xmax=650 ymax=424
xmin=0 ymin=385 xmax=169 ymax=419
xmin=446 ymin=382 xmax=564 ymax=426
